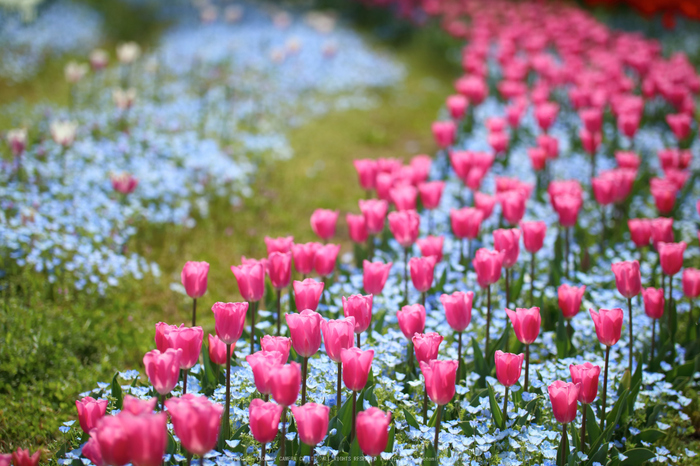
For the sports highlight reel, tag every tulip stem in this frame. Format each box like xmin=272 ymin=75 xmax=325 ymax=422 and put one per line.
xmin=225 ymin=343 xmax=231 ymax=440
xmin=351 ymin=391 xmax=357 ymax=442
xmin=192 ymin=297 xmax=197 ymax=327
xmin=423 ymin=382 xmax=428 ymax=423
xmin=186 ymin=453 xmax=192 ymax=466
xmin=337 ymin=362 xmax=342 ymax=410
xmin=261 ymin=443 xmax=266 ymax=466
xmin=183 ymin=369 xmax=189 ymax=395
xmin=503 ymin=385 xmax=510 ymax=425
xmin=367 ymin=235 xmax=374 ymax=262
xmin=357 ymin=333 xmax=361 ymax=349
xmin=408 ymin=341 xmax=414 ymax=373
xmin=580 ymin=405 xmax=587 ymax=453
xmin=457 ymin=332 xmax=463 ymax=379
xmin=627 ymin=297 xmax=633 ymax=375
xmin=530 ymin=252 xmax=535 ymax=307
xmin=309 ymin=448 xmax=314 ymax=466
xmin=276 ymin=289 xmax=282 ymax=336
xmin=421 ymin=292 xmax=426 ymax=309
xmin=301 ymin=356 xmax=308 ymax=405
xmin=565 ymin=227 xmax=570 ymax=279
xmin=505 ymin=268 xmax=510 ymax=310
xmin=322 ymin=276 xmax=328 ymax=306
xmin=250 ymin=301 xmax=257 ymax=355
xmin=404 ymin=248 xmax=409 ymax=304
xmin=199 ymin=456 xmax=203 ymax=466
xmin=600 ymin=345 xmax=610 ymax=432
xmin=433 ymin=404 xmax=443 ymax=453
xmin=485 ymin=285 xmax=491 ymax=355
xmin=650 ymin=318 xmax=656 ymax=366
xmin=600 ymin=206 xmax=606 ymax=255
xmin=559 ymin=423 xmax=568 ymax=466
xmin=280 ymin=408 xmax=287 ymax=465
xmin=524 ymin=344 xmax=530 ymax=392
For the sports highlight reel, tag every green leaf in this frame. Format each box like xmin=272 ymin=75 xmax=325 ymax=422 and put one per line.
xmin=350 ymin=436 xmax=367 ymax=466
xmin=556 ymin=428 xmax=569 ymax=466
xmin=428 ymin=405 xmax=439 ymax=428
xmin=385 ymin=423 xmax=395 ymax=453
xmin=586 ymin=442 xmax=608 ymax=466
xmin=340 ymin=396 xmax=354 ymax=438
xmin=511 ymin=267 xmax=526 ymax=303
xmin=459 ymin=420 xmax=474 ymax=437
xmin=327 ymin=418 xmax=343 ymax=450
xmin=422 ymin=442 xmax=438 ymax=466
xmin=555 ymin=314 xmax=569 ymax=358
xmin=620 ymin=448 xmax=655 ymax=466
xmin=585 ymin=404 xmax=601 ymax=443
xmin=632 ymin=429 xmax=665 ymax=444
xmin=471 ymin=337 xmax=488 ymax=387
xmin=403 ymin=408 xmax=420 ymax=429
xmin=111 ymin=372 xmax=123 ymax=410
xmin=487 ymin=383 xmax=504 ymax=430
xmin=374 ymin=309 xmax=386 ymax=335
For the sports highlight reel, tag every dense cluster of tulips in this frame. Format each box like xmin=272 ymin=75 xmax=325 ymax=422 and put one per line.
xmin=4 ymin=0 xmax=700 ymax=465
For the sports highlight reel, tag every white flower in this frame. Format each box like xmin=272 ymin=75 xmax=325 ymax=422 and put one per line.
xmin=112 ymin=88 xmax=137 ymax=110
xmin=116 ymin=42 xmax=141 ymax=64
xmin=49 ymin=121 xmax=78 ymax=147
xmin=89 ymin=49 xmax=109 ymax=70
xmin=64 ymin=61 xmax=88 ymax=83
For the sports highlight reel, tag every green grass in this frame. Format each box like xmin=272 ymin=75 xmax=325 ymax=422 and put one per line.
xmin=0 ymin=10 xmax=459 ymax=451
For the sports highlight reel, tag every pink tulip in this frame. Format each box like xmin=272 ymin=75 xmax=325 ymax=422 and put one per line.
xmin=268 ymin=251 xmax=292 ymax=290
xmin=420 ymin=359 xmax=458 ymax=405
xmin=618 ymin=112 xmax=640 ymax=138
xmin=472 ymin=248 xmax=504 ymax=288
xmin=569 ymin=363 xmax=600 ymax=404
xmin=410 ymin=155 xmax=432 ymax=184
xmin=558 ymin=284 xmax=586 ymax=320
xmin=418 ymin=181 xmax=445 ymax=210
xmin=658 ymin=241 xmax=687 ymax=276
xmin=589 ymin=308 xmax=623 ymax=347
xmin=356 ymin=408 xmax=391 ymax=457
xmin=591 ymin=177 xmax=615 ymax=205
xmin=111 ymin=173 xmax=138 ymax=194
xmin=211 ymin=302 xmax=247 ymax=345
xmin=122 ymin=395 xmax=157 ymax=415
xmin=529 ymin=146 xmax=548 ymax=171
xmin=119 ymin=412 xmax=167 ymax=466
xmin=76 ymin=396 xmax=109 ymax=433
xmin=143 ymin=348 xmax=182 ymax=395
xmin=165 ymin=394 xmax=223 ymax=456
xmin=10 ymin=451 xmax=40 ymax=466
xmin=260 ymin=335 xmax=291 ymax=362
xmin=270 ymin=362 xmax=301 ymax=406
xmin=346 ymin=213 xmax=369 ymax=243
xmin=397 ymin=304 xmax=426 ymax=340
xmin=391 ymin=185 xmax=418 ymax=211
xmin=650 ymin=217 xmax=674 ymax=246
xmin=548 ymin=381 xmax=580 ymax=424
xmin=154 ymin=322 xmax=178 ymax=352
xmin=499 ymin=191 xmax=527 ymax=225
xmin=474 ymin=192 xmax=496 ymax=219
xmin=291 ymin=242 xmax=321 ymax=275
xmin=651 ymin=178 xmax=678 ymax=214
xmin=628 ymin=219 xmax=652 ymax=248
xmin=293 ymin=279 xmax=324 ymax=312
xmin=81 ymin=433 xmax=103 ymax=466
xmin=615 ymin=151 xmax=640 ymax=170
xmin=450 ymin=207 xmax=483 ymax=239
xmin=359 ymin=199 xmax=388 ymax=235
xmin=552 ymin=194 xmax=582 ymax=228
xmin=341 ymin=347 xmax=374 ymax=392
xmin=388 ymin=210 xmax=420 ymax=247
xmin=446 ymin=94 xmax=468 ymax=119
xmin=456 ymin=75 xmax=487 ymax=104
xmin=505 ymin=307 xmax=541 ymax=345
xmin=353 ymin=159 xmax=378 ymax=191
xmin=611 ymin=261 xmax=642 ymax=299
xmin=535 ymin=102 xmax=559 ymax=131
xmin=94 ymin=416 xmax=130 ymax=466
xmin=249 ymin=398 xmax=283 ymax=444
xmin=520 ymin=221 xmax=546 ymax=253
xmin=231 ymin=262 xmax=265 ymax=302
xmin=246 ymin=351 xmax=286 ymax=395
xmin=683 ymin=268 xmax=700 ymax=299
xmin=412 ymin=332 xmax=443 ymax=364
xmin=494 ymin=350 xmax=523 ymax=387
xmin=181 ymin=261 xmax=209 ymax=299
xmin=417 ymin=236 xmax=444 ymax=262
xmin=642 ymin=288 xmax=665 ymax=320
xmin=488 ymin=131 xmax=508 ymax=154
xmin=409 ymin=255 xmax=438 ymax=293
xmin=314 ymin=243 xmax=341 ymax=277
xmin=207 ymin=334 xmax=234 ymax=366
xmin=342 ymin=294 xmax=373 ymax=334
xmin=265 ymin=236 xmax=294 ymax=254
xmin=164 ymin=326 xmax=203 ymax=370
xmin=322 ymin=317 xmax=356 ymax=363
xmin=666 ymin=113 xmax=691 ymax=141
xmin=286 ymin=309 xmax=322 ymax=358
xmin=537 ymin=134 xmax=558 ymax=159
xmin=311 ymin=209 xmax=339 ymax=241
xmin=291 ymin=403 xmax=330 ymax=446
xmin=440 ymin=291 xmax=474 ymax=332
xmin=494 ymin=228 xmax=521 ymax=269
xmin=362 ymin=260 xmax=392 ymax=295
xmin=432 ymin=121 xmax=456 ymax=148
xmin=580 ymin=108 xmax=603 ymax=133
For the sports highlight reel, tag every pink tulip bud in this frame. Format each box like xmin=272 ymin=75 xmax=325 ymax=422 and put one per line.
xmin=359 ymin=199 xmax=389 ymax=235
xmin=650 ymin=178 xmax=678 ymax=214
xmin=310 ymin=209 xmax=339 ymax=241
xmin=440 ymin=291 xmax=474 ymax=332
xmin=211 ymin=302 xmax=247 ymax=345
xmin=499 ymin=191 xmax=527 ymax=226
xmin=388 ymin=210 xmax=420 ymax=248
xmin=346 ymin=213 xmax=369 ymax=243
xmin=286 ymin=309 xmax=322 ymax=358
xmin=165 ymin=394 xmax=223 ymax=456
xmin=76 ymin=396 xmax=109 ymax=433
xmin=495 ymin=350 xmax=524 ymax=387
xmin=260 ymin=335 xmax=291 ymax=362
xmin=650 ymin=217 xmax=674 ymax=246
xmin=494 ymin=228 xmax=521 ymax=269
xmin=618 ymin=112 xmax=640 ymax=138
xmin=353 ymin=159 xmax=378 ymax=191
xmin=505 ymin=307 xmax=541 ymax=345
xmin=246 ymin=350 xmax=286 ymax=395
xmin=268 ymin=251 xmax=292 ymax=290
xmin=322 ymin=317 xmax=355 ymax=362
xmin=314 ymin=243 xmax=341 ymax=277
xmin=410 ymin=155 xmax=432 ymax=184
xmin=207 ymin=334 xmax=234 ymax=366
xmin=506 ymin=100 xmax=526 ymax=127
xmin=390 ymin=185 xmax=418 ymax=211
xmin=270 ymin=362 xmax=301 ymax=406
xmin=529 ymin=146 xmax=548 ymax=171
xmin=10 ymin=450 xmax=40 ymax=466
xmin=450 ymin=207 xmax=483 ymax=239
xmin=641 ymin=288 xmax=665 ymax=320
xmin=446 ymin=94 xmax=468 ymax=119
xmin=535 ymin=102 xmax=559 ymax=131
xmin=231 ymin=262 xmax=265 ymax=302
xmin=658 ymin=241 xmax=687 ymax=276
xmin=180 ymin=261 xmax=209 ymax=299
xmin=417 ymin=236 xmax=444 ymax=262
xmin=265 ymin=236 xmax=294 ymax=254
xmin=488 ymin=131 xmax=509 ymax=154
xmin=591 ymin=177 xmax=615 ymax=205
xmin=164 ymin=326 xmax=203 ymax=370
xmin=292 ymin=242 xmax=322 ymax=275
xmin=589 ymin=308 xmax=623 ymax=347
xmin=683 ymin=268 xmax=700 ymax=299
xmin=569 ymin=363 xmax=600 ymax=404
xmin=420 ymin=359 xmax=458 ymax=405
xmin=455 ymin=75 xmax=487 ymax=104
xmin=537 ymin=134 xmax=559 ymax=159
xmin=122 ymin=395 xmax=157 ymax=415
xmin=520 ymin=221 xmax=546 ymax=253
xmin=119 ymin=412 xmax=167 ymax=466
xmin=418 ymin=181 xmax=445 ymax=210
xmin=397 ymin=304 xmax=426 ymax=340
xmin=143 ymin=348 xmax=182 ymax=395
xmin=615 ymin=151 xmax=640 ymax=170
xmin=432 ymin=121 xmax=456 ymax=148
xmin=473 ymin=248 xmax=504 ymax=289
xmin=409 ymin=255 xmax=438 ymax=293
xmin=341 ymin=347 xmax=374 ymax=392
xmin=548 ymin=380 xmax=580 ymax=424
xmin=293 ymin=279 xmax=324 ymax=312
xmin=154 ymin=323 xmax=177 ymax=352
xmin=291 ymin=403 xmax=330 ymax=446
xmin=412 ymin=332 xmax=443 ymax=364
xmin=81 ymin=432 xmax=103 ymax=466
xmin=111 ymin=173 xmax=138 ymax=194
xmin=249 ymin=398 xmax=283 ymax=444
xmin=7 ymin=128 xmax=27 ymax=157
xmin=580 ymin=108 xmax=603 ymax=133
xmin=356 ymin=408 xmax=391 ymax=457
xmin=552 ymin=193 xmax=582 ymax=228
xmin=666 ymin=113 xmax=691 ymax=141
xmin=628 ymin=219 xmax=652 ymax=248
xmin=611 ymin=261 xmax=642 ymax=299
xmin=558 ymin=284 xmax=585 ymax=320
xmin=94 ymin=416 xmax=130 ymax=466
xmin=474 ymin=192 xmax=497 ymax=219
xmin=362 ymin=260 xmax=392 ymax=295
xmin=342 ymin=294 xmax=373 ymax=334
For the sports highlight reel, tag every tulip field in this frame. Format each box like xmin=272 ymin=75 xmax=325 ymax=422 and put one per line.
xmin=2 ymin=0 xmax=700 ymax=465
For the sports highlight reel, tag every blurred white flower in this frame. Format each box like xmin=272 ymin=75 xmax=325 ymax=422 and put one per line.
xmin=64 ymin=61 xmax=88 ymax=83
xmin=50 ymin=121 xmax=78 ymax=147
xmin=224 ymin=5 xmax=243 ymax=23
xmin=200 ymin=5 xmax=217 ymax=23
xmin=112 ymin=88 xmax=137 ymax=110
xmin=89 ymin=48 xmax=109 ymax=71
xmin=7 ymin=128 xmax=28 ymax=156
xmin=305 ymin=11 xmax=336 ymax=34
xmin=116 ymin=42 xmax=141 ymax=64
